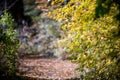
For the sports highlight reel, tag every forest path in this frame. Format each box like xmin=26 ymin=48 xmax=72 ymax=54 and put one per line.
xmin=18 ymin=0 xmax=80 ymax=79
xmin=18 ymin=57 xmax=79 ymax=80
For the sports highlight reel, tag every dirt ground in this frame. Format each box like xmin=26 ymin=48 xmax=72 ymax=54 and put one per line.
xmin=18 ymin=56 xmax=80 ymax=80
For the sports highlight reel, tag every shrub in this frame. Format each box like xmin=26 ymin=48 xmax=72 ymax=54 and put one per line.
xmin=49 ymin=0 xmax=120 ymax=79
xmin=0 ymin=11 xmax=19 ymax=77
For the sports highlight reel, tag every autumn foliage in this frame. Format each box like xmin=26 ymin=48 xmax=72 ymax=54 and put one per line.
xmin=49 ymin=0 xmax=120 ymax=79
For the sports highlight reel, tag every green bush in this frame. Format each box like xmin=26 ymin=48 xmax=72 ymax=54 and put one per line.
xmin=49 ymin=0 xmax=120 ymax=79
xmin=0 ymin=11 xmax=19 ymax=77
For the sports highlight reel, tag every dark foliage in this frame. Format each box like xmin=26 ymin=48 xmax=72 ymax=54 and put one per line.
xmin=0 ymin=0 xmax=33 ymax=26
xmin=96 ymin=0 xmax=120 ymax=21
xmin=0 ymin=11 xmax=19 ymax=78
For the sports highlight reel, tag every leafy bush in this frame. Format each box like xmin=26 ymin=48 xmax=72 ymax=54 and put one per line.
xmin=0 ymin=11 xmax=19 ymax=77
xmin=49 ymin=0 xmax=120 ymax=79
